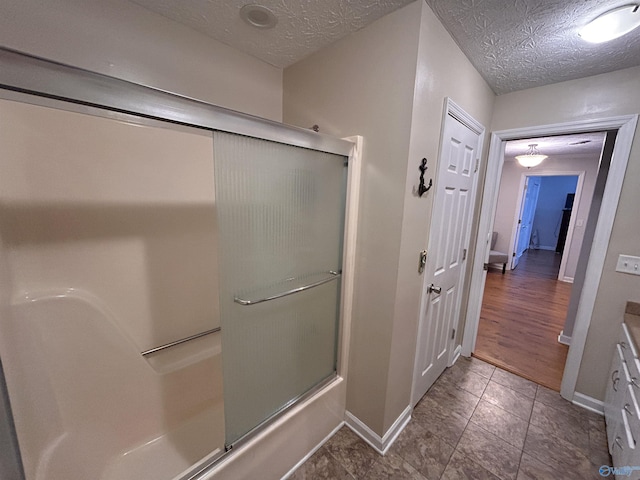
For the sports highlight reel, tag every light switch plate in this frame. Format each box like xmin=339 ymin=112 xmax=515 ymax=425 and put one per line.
xmin=616 ymin=254 xmax=640 ymax=276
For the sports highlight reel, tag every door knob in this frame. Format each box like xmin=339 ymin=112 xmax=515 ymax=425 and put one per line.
xmin=427 ymin=284 xmax=442 ymax=294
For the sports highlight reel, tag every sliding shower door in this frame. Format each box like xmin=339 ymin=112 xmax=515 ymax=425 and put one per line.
xmin=213 ymin=131 xmax=347 ymax=447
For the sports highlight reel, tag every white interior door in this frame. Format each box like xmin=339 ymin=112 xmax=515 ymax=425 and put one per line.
xmin=512 ymin=176 xmax=540 ymax=269
xmin=412 ymin=104 xmax=483 ymax=406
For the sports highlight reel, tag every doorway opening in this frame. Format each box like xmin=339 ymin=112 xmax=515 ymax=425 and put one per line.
xmin=509 ymin=173 xmax=584 ymax=283
xmin=463 ymin=114 xmax=637 ymax=403
xmin=468 ymin=129 xmax=617 ymax=391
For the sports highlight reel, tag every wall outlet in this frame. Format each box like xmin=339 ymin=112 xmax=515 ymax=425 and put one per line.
xmin=616 ymin=254 xmax=640 ymax=276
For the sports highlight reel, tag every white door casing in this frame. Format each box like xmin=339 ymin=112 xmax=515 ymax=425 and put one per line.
xmin=556 ymin=172 xmax=585 ymax=283
xmin=412 ymin=98 xmax=484 ymax=406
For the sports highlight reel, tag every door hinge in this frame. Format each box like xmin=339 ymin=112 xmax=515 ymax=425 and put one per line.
xmin=474 ymin=158 xmax=479 ymax=173
xmin=512 ymin=252 xmax=516 ymax=257
xmin=518 ymin=219 xmax=521 ymax=224
xmin=418 ymin=250 xmax=427 ymax=274
xmin=451 ymin=328 xmax=456 ymax=340
xmin=462 ymin=248 xmax=467 ymax=261
xmin=483 ymin=263 xmax=489 ymax=271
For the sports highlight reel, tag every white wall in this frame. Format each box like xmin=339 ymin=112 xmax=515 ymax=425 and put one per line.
xmin=0 ymin=0 xmax=283 ymax=121
xmin=493 ymin=153 xmax=599 ymax=278
xmin=491 ymin=65 xmax=640 ymax=401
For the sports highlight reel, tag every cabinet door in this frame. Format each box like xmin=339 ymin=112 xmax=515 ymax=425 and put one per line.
xmin=612 ymin=387 xmax=638 ymax=478
xmin=606 ymin=344 xmax=627 ymax=449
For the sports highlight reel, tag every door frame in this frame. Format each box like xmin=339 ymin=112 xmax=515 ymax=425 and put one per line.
xmin=510 ymin=175 xmax=540 ymax=270
xmin=462 ymin=114 xmax=638 ymax=402
xmin=507 ymin=171 xmax=585 ymax=281
xmin=410 ymin=97 xmax=485 ymax=407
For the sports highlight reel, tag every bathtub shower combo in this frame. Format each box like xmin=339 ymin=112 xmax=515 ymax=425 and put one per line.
xmin=0 ymin=49 xmax=354 ymax=480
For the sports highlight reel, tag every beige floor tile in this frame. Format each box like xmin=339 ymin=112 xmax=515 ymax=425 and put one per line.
xmin=412 ymin=395 xmax=470 ymax=446
xmin=440 ymin=363 xmax=490 ymax=397
xmin=482 ymin=380 xmax=534 ymax=421
xmin=470 ymin=399 xmax=528 ymax=449
xmin=529 ymin=400 xmax=589 ymax=451
xmin=523 ymin=424 xmax=597 ymax=479
xmin=289 ymin=446 xmax=354 ymax=480
xmin=424 ymin=378 xmax=481 ymax=420
xmin=390 ymin=420 xmax=454 ymax=479
xmin=456 ymin=422 xmax=521 ymax=480
xmin=442 ymin=449 xmax=502 ymax=480
xmin=365 ymin=452 xmax=428 ymax=480
xmin=323 ymin=427 xmax=378 ymax=478
xmin=490 ymin=368 xmax=538 ymax=399
xmin=292 ymin=361 xmax=611 ymax=480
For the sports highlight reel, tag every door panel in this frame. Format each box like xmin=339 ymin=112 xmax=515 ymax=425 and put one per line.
xmin=513 ymin=176 xmax=540 ymax=268
xmin=212 ymin=131 xmax=347 ymax=447
xmin=413 ymin=112 xmax=482 ymax=405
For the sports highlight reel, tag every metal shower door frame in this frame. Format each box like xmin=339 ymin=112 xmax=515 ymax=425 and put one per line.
xmin=0 ymin=46 xmax=356 ymax=480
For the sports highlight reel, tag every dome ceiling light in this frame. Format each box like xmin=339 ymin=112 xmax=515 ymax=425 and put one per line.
xmin=580 ymin=4 xmax=640 ymax=43
xmin=515 ymin=144 xmax=548 ymax=168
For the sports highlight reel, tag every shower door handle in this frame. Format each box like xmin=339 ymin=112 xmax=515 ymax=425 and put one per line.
xmin=234 ymin=271 xmax=341 ymax=306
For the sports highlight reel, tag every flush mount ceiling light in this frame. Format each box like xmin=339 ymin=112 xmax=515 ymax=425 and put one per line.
xmin=579 ymin=4 xmax=640 ymax=43
xmin=515 ymin=144 xmax=548 ymax=168
xmin=240 ymin=4 xmax=278 ymax=29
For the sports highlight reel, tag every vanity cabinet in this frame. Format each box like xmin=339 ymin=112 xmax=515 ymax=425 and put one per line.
xmin=605 ymin=323 xmax=640 ymax=475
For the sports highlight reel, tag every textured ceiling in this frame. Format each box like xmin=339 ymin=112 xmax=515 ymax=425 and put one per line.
xmin=505 ymin=132 xmax=607 ymax=160
xmin=426 ymin=0 xmax=640 ymax=94
xmin=129 ymin=0 xmax=415 ymax=68
xmin=129 ymin=0 xmax=640 ymax=93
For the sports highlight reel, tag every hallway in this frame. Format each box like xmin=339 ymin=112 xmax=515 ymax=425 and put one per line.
xmin=473 ymin=249 xmax=571 ymax=391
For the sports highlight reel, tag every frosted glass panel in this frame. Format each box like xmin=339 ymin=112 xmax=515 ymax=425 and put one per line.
xmin=213 ymin=131 xmax=346 ymax=445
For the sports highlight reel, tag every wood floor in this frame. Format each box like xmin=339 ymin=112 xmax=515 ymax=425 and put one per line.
xmin=473 ymin=249 xmax=571 ymax=391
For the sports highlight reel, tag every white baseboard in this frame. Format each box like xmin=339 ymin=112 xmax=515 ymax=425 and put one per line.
xmin=344 ymin=405 xmax=411 ymax=455
xmin=558 ymin=331 xmax=572 ymax=346
xmin=561 ymin=276 xmax=574 ymax=283
xmin=536 ymin=245 xmax=556 ymax=251
xmin=572 ymin=392 xmax=604 ymax=416
xmin=281 ymin=422 xmax=345 ymax=479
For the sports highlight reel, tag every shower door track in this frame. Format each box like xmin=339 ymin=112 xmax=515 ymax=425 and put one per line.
xmin=176 ymin=373 xmax=337 ymax=480
xmin=0 ymin=47 xmax=352 ymax=156
xmin=225 ymin=373 xmax=337 ymax=452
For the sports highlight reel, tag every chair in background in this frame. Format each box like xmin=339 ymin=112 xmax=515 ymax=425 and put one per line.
xmin=489 ymin=231 xmax=509 ymax=274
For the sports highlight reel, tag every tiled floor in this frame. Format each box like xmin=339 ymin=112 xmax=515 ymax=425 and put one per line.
xmin=290 ymin=357 xmax=611 ymax=480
